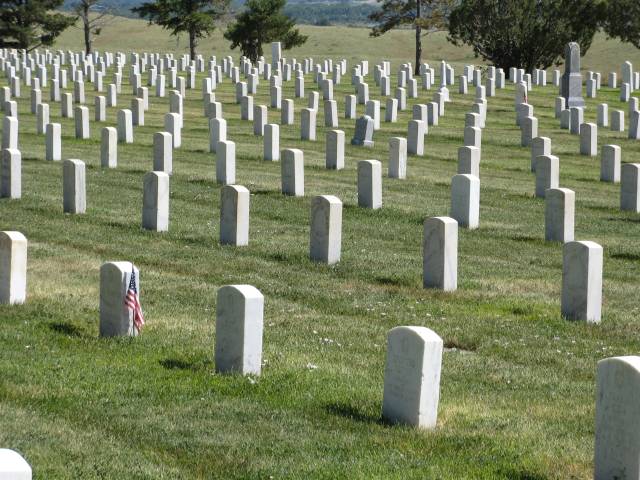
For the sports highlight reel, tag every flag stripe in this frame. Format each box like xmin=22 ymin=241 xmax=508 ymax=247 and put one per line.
xmin=125 ymin=269 xmax=145 ymax=333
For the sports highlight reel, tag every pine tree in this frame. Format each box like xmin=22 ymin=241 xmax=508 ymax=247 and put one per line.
xmin=447 ymin=0 xmax=605 ymax=71
xmin=73 ymin=0 xmax=115 ymax=55
xmin=224 ymin=0 xmax=307 ymax=63
xmin=369 ymin=0 xmax=453 ymax=75
xmin=132 ymin=0 xmax=229 ymax=59
xmin=0 ymin=0 xmax=75 ymax=51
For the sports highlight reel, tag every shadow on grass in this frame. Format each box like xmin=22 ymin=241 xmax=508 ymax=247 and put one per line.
xmin=611 ymin=251 xmax=640 ymax=261
xmin=496 ymin=469 xmax=548 ymax=480
xmin=251 ymin=189 xmax=283 ymax=198
xmin=511 ymin=234 xmax=544 ymax=245
xmin=266 ymin=251 xmax=308 ymax=264
xmin=444 ymin=338 xmax=478 ymax=352
xmin=48 ymin=322 xmax=86 ymax=337
xmin=324 ymin=401 xmax=383 ymax=425
xmin=607 ymin=216 xmax=640 ymax=223
xmin=159 ymin=357 xmax=213 ymax=371
xmin=374 ymin=275 xmax=414 ymax=288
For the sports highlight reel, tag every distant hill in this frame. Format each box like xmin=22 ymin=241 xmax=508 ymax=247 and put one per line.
xmin=62 ymin=0 xmax=379 ymax=25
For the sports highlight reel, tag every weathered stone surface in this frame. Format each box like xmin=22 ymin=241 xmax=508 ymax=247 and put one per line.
xmin=382 ymin=326 xmax=443 ymax=429
xmin=351 ymin=115 xmax=374 ymax=147
xmin=600 ymin=145 xmax=621 ymax=183
xmin=63 ymin=159 xmax=86 ymax=214
xmin=216 ymin=140 xmax=236 ymax=185
xmin=99 ymin=261 xmax=140 ymax=337
xmin=357 ymin=160 xmax=382 ymax=209
xmin=326 ymin=130 xmax=345 ymax=170
xmin=309 ymin=195 xmax=342 ymax=264
xmin=215 ymin=285 xmax=264 ymax=375
xmin=621 ymin=163 xmax=640 ymax=212
xmin=101 ymin=127 xmax=117 ymax=168
xmin=450 ymin=174 xmax=479 ymax=229
xmin=561 ymin=241 xmax=603 ymax=323
xmin=153 ymin=132 xmax=172 ymax=174
xmin=264 ymin=124 xmax=279 ymax=161
xmin=423 ymin=217 xmax=457 ymax=291
xmin=0 ymin=231 xmax=27 ymax=305
xmin=281 ymin=149 xmax=304 ymax=196
xmin=531 ymin=137 xmax=551 ymax=173
xmin=594 ymin=356 xmax=640 ymax=480
xmin=535 ymin=155 xmax=559 ymax=198
xmin=388 ymin=137 xmax=407 ymax=179
xmin=561 ymin=43 xmax=585 ymax=108
xmin=220 ymin=185 xmax=250 ymax=246
xmin=1 ymin=148 xmax=21 ymax=199
xmin=142 ymin=171 xmax=169 ymax=232
xmin=545 ymin=188 xmax=575 ymax=243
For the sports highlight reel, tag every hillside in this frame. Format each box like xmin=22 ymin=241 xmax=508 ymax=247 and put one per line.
xmin=54 ymin=17 xmax=640 ymax=76
xmin=63 ymin=0 xmax=380 ymax=25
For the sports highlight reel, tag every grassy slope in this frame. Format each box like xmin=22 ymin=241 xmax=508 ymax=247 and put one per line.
xmin=0 ymin=19 xmax=639 ymax=479
xmin=55 ymin=18 xmax=640 ymax=75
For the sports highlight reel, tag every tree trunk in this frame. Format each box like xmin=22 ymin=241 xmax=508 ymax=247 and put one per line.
xmin=415 ymin=0 xmax=421 ymax=75
xmin=82 ymin=3 xmax=92 ymax=55
xmin=189 ymin=29 xmax=196 ymax=60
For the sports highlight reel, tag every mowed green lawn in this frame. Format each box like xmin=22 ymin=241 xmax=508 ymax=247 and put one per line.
xmin=1 ymin=20 xmax=640 ymax=479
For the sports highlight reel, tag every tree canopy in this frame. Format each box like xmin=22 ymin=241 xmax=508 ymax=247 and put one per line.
xmin=224 ymin=0 xmax=307 ymax=63
xmin=447 ymin=0 xmax=605 ymax=72
xmin=132 ymin=0 xmax=229 ymax=58
xmin=0 ymin=0 xmax=75 ymax=51
xmin=602 ymin=0 xmax=640 ymax=49
xmin=369 ymin=0 xmax=453 ymax=75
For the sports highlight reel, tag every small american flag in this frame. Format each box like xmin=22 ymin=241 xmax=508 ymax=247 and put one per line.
xmin=125 ymin=267 xmax=145 ymax=333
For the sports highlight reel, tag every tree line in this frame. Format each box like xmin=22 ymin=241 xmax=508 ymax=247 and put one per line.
xmin=0 ymin=0 xmax=638 ymax=73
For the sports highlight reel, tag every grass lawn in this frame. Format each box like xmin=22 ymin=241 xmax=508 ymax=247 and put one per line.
xmin=0 ymin=20 xmax=640 ymax=479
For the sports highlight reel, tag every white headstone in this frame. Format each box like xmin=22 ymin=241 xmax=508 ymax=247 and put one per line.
xmin=309 ymin=195 xmax=342 ymax=265
xmin=1 ymin=148 xmax=21 ymax=199
xmin=0 ymin=231 xmax=27 ymax=305
xmin=281 ymin=148 xmax=304 ymax=196
xmin=561 ymin=241 xmax=603 ymax=322
xmin=63 ymin=159 xmax=86 ymax=214
xmin=600 ymin=145 xmax=621 ymax=183
xmin=594 ymin=356 xmax=640 ymax=480
xmin=215 ymin=285 xmax=264 ymax=375
xmin=621 ymin=163 xmax=640 ymax=212
xmin=216 ymin=140 xmax=236 ymax=185
xmin=142 ymin=171 xmax=169 ymax=232
xmin=264 ymin=124 xmax=279 ymax=161
xmin=326 ymin=129 xmax=344 ymax=170
xmin=357 ymin=160 xmax=382 ymax=209
xmin=0 ymin=449 xmax=32 ymax=479
xmin=450 ymin=174 xmax=480 ymax=229
xmin=99 ymin=261 xmax=140 ymax=337
xmin=45 ymin=123 xmax=61 ymax=161
xmin=535 ymin=155 xmax=559 ymax=198
xmin=153 ymin=132 xmax=172 ymax=174
xmin=382 ymin=326 xmax=443 ymax=429
xmin=423 ymin=217 xmax=457 ymax=291
xmin=545 ymin=188 xmax=575 ymax=243
xmin=388 ymin=137 xmax=407 ymax=179
xmin=220 ymin=185 xmax=249 ymax=246
xmin=101 ymin=127 xmax=117 ymax=168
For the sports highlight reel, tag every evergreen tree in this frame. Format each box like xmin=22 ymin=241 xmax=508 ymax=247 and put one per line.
xmin=369 ymin=0 xmax=453 ymax=75
xmin=132 ymin=0 xmax=229 ymax=59
xmin=73 ymin=0 xmax=115 ymax=55
xmin=0 ymin=0 xmax=75 ymax=51
xmin=224 ymin=0 xmax=307 ymax=63
xmin=447 ymin=0 xmax=605 ymax=71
